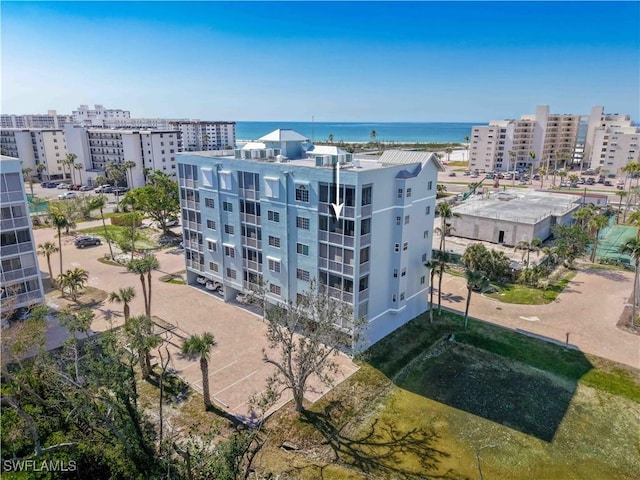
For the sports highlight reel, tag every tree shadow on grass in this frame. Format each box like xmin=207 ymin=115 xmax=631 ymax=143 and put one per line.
xmin=296 ymin=403 xmax=465 ymax=479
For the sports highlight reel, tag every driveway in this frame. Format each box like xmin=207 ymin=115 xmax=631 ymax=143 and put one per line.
xmin=33 ymin=224 xmax=359 ymax=420
xmin=438 ymin=269 xmax=640 ymax=368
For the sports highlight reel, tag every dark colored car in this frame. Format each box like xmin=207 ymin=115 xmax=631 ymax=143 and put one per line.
xmin=74 ymin=236 xmax=102 ymax=248
xmin=70 ymin=184 xmax=82 ymax=190
xmin=42 ymin=181 xmax=59 ymax=188
xmin=113 ymin=187 xmax=129 ymax=194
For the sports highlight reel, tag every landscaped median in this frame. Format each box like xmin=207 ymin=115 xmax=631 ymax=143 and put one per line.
xmin=486 ymin=271 xmax=576 ymax=304
xmin=256 ymin=312 xmax=640 ymax=480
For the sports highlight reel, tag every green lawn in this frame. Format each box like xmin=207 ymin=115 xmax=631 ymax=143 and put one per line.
xmin=486 ymin=272 xmax=575 ymax=304
xmin=260 ymin=312 xmax=640 ymax=480
xmin=76 ymin=225 xmax=156 ymax=250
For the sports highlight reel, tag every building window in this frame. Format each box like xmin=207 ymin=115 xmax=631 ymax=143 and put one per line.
xmin=297 ymin=243 xmax=309 ymax=256
xmin=396 ymin=216 xmax=401 ymax=226
xmin=393 ymin=269 xmax=398 ymax=278
xmin=268 ymin=236 xmax=281 ymax=248
xmin=223 ymin=201 xmax=233 ymax=212
xmin=401 ymin=268 xmax=407 ymax=277
xmin=295 ymin=185 xmax=309 ymax=202
xmin=428 ymin=181 xmax=433 ymax=190
xmin=209 ymin=262 xmax=219 ymax=272
xmin=361 ymin=218 xmax=371 ymax=235
xmin=400 ymin=292 xmax=405 ymax=301
xmin=224 ymin=246 xmax=235 ymax=258
xmin=268 ymin=259 xmax=281 ymax=273
xmin=206 ymin=219 xmax=216 ymax=230
xmin=224 ymin=224 xmax=234 ymax=235
xmin=296 ymin=269 xmax=310 ymax=281
xmin=406 ymin=188 xmax=412 ymax=198
xmin=397 ymin=188 xmax=403 ymax=198
xmin=359 ymin=246 xmax=370 ymax=264
xmin=422 ymin=253 xmax=427 ymax=262
xmin=405 ymin=215 xmax=410 ymax=225
xmin=359 ymin=275 xmax=369 ymax=292
xmin=267 ymin=210 xmax=280 ymax=222
xmin=269 ymin=284 xmax=281 ymax=295
xmin=296 ymin=216 xmax=310 ymax=229
xmin=403 ymin=242 xmax=408 ymax=251
xmin=425 ymin=206 xmax=431 ymax=215
xmin=207 ymin=240 xmax=217 ymax=252
xmin=394 ymin=243 xmax=400 ymax=252
xmin=420 ymin=275 xmax=426 ymax=285
xmin=226 ymin=268 xmax=236 ymax=279
xmin=392 ymin=294 xmax=397 ymax=302
xmin=362 ymin=185 xmax=372 ymax=206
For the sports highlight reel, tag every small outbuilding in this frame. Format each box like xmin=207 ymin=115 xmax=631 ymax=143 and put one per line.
xmin=448 ymin=189 xmax=582 ymax=246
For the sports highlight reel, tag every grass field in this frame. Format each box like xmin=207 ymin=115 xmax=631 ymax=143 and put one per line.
xmin=77 ymin=224 xmax=157 ymax=250
xmin=257 ymin=313 xmax=640 ymax=480
xmin=487 ymin=272 xmax=576 ymax=304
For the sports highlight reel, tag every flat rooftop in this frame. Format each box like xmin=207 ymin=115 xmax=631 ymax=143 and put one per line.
xmin=453 ymin=189 xmax=582 ymax=224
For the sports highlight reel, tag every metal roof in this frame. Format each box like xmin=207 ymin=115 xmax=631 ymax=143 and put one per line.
xmin=258 ymin=129 xmax=309 ymax=142
xmin=379 ymin=150 xmax=445 ymax=171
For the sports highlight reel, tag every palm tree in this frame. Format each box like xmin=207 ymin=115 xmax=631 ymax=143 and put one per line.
xmin=514 ymin=238 xmax=542 ymax=266
xmin=529 ymin=151 xmax=536 ymax=174
xmin=464 ymin=270 xmax=489 ymax=329
xmin=328 ymin=134 xmax=334 ymax=144
xmin=122 ymin=160 xmax=136 ymax=188
xmin=615 ymin=191 xmax=628 ymax=224
xmin=87 ymin=195 xmax=114 ymax=259
xmin=108 ymin=287 xmax=136 ymax=324
xmin=74 ymin=163 xmax=84 ymax=185
xmin=36 ymin=162 xmax=47 ymax=181
xmin=436 ymin=202 xmax=460 ymax=252
xmin=181 ymin=332 xmax=217 ymax=408
xmin=463 ymin=135 xmax=470 ymax=165
xmin=620 ymin=238 xmax=640 ymax=328
xmin=558 ymin=170 xmax=567 ymax=187
xmin=588 ymin=214 xmax=609 ymax=262
xmin=573 ymin=204 xmax=597 ymax=228
xmin=628 ymin=211 xmax=640 ymax=237
xmin=58 ymin=267 xmax=89 ymax=301
xmin=50 ymin=213 xmax=71 ymax=277
xmin=22 ymin=168 xmax=35 ymax=197
xmin=125 ymin=314 xmax=162 ymax=377
xmin=445 ymin=147 xmax=453 ymax=163
xmin=538 ymin=167 xmax=546 ymax=189
xmin=63 ymin=153 xmax=77 ymax=183
xmin=424 ymin=259 xmax=438 ymax=323
xmin=508 ymin=150 xmax=517 ymax=186
xmin=127 ymin=255 xmax=160 ymax=317
xmin=37 ymin=241 xmax=59 ymax=287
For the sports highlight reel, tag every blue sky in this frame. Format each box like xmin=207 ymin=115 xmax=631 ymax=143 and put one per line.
xmin=2 ymin=1 xmax=638 ymax=122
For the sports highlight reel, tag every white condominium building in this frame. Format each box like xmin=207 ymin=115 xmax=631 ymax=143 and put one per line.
xmin=177 ymin=129 xmax=443 ymax=348
xmin=584 ymin=106 xmax=639 ymax=175
xmin=64 ymin=125 xmax=180 ymax=187
xmin=169 ymin=121 xmax=236 ymax=151
xmin=0 ymin=129 xmax=69 ymax=180
xmin=72 ymin=104 xmax=131 ymax=127
xmin=1 ymin=111 xmax=73 ymax=129
xmin=1 ymin=156 xmax=45 ymax=311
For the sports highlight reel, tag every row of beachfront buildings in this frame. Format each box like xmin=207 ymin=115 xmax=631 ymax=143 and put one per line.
xmin=469 ymin=105 xmax=639 ymax=176
xmin=1 ymin=104 xmax=236 ymax=188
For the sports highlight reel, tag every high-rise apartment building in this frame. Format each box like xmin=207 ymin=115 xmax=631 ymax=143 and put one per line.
xmin=1 ymin=111 xmax=73 ymax=129
xmin=64 ymin=125 xmax=180 ymax=187
xmin=470 ymin=105 xmax=636 ymax=175
xmin=177 ymin=129 xmax=443 ymax=347
xmin=584 ymin=106 xmax=640 ymax=175
xmin=0 ymin=156 xmax=45 ymax=311
xmin=169 ymin=121 xmax=236 ymax=151
xmin=72 ymin=104 xmax=131 ymax=126
xmin=0 ymin=129 xmax=68 ymax=180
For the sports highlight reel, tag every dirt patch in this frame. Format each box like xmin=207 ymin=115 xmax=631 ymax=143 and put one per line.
xmin=617 ymin=302 xmax=640 ymax=335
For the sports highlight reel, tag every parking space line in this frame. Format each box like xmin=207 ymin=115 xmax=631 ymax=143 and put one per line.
xmin=214 ymin=369 xmax=258 ymax=396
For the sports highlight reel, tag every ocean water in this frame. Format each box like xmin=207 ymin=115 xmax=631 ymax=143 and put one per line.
xmin=236 ymin=121 xmax=478 ymax=144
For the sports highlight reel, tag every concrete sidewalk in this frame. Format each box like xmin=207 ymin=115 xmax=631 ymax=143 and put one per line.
xmin=438 ymin=268 xmax=640 ymax=368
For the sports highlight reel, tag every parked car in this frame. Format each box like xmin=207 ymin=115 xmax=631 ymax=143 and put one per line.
xmin=586 ymin=178 xmax=595 ymax=185
xmin=604 ymin=180 xmax=613 ymax=186
xmin=577 ymin=178 xmax=585 ymax=184
xmin=205 ymin=281 xmax=222 ymax=292
xmin=162 ymin=217 xmax=180 ymax=228
xmin=560 ymin=181 xmax=569 ymax=188
xmin=585 ymin=168 xmax=596 ymax=175
xmin=236 ymin=293 xmax=249 ymax=304
xmin=42 ymin=181 xmax=59 ymax=188
xmin=57 ymin=183 xmax=71 ymax=189
xmin=196 ymin=276 xmax=207 ymax=285
xmin=448 ymin=171 xmax=456 ymax=177
xmin=58 ymin=191 xmax=77 ymax=200
xmin=79 ymin=185 xmax=94 ymax=191
xmin=69 ymin=184 xmax=82 ymax=190
xmin=570 ymin=183 xmax=578 ymax=188
xmin=113 ymin=187 xmax=129 ymax=194
xmin=74 ymin=236 xmax=101 ymax=248
xmin=597 ymin=178 xmax=605 ymax=184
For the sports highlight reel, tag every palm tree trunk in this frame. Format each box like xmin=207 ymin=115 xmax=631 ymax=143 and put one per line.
xmin=429 ymin=269 xmax=436 ymax=324
xmin=146 ymin=272 xmax=152 ymax=317
xmin=57 ymin=227 xmax=63 ymax=279
xmin=46 ymin=256 xmax=53 ymax=288
xmin=100 ymin=208 xmax=114 ymax=260
xmin=145 ymin=352 xmax=153 ymax=377
xmin=201 ymin=358 xmax=211 ymax=407
xmin=139 ymin=274 xmax=148 ymax=316
xmin=437 ymin=264 xmax=445 ymax=314
xmin=464 ymin=288 xmax=472 ymax=329
xmin=633 ymin=262 xmax=639 ymax=328
xmin=123 ymin=303 xmax=130 ymax=323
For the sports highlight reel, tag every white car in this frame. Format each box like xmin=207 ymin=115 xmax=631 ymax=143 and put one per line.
xmin=57 ymin=183 xmax=71 ymax=189
xmin=205 ymin=281 xmax=222 ymax=292
xmin=58 ymin=191 xmax=76 ymax=200
xmin=196 ymin=276 xmax=207 ymax=285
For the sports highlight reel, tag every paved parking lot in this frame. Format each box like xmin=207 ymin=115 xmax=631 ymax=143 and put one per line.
xmin=34 ymin=224 xmax=358 ymax=420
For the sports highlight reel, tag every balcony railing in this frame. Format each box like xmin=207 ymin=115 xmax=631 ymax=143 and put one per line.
xmin=240 ymin=213 xmax=261 ymax=225
xmin=241 ymin=237 xmax=262 ymax=249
